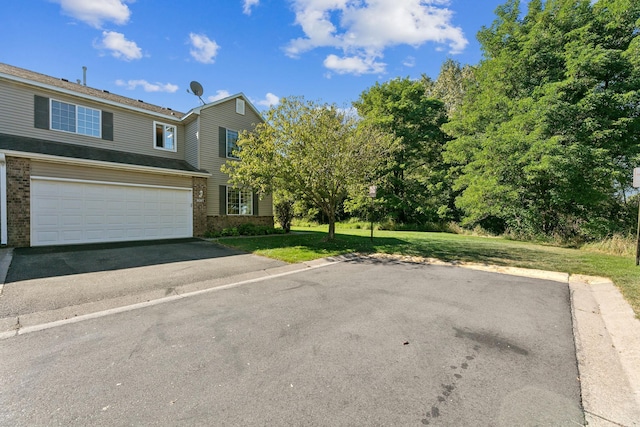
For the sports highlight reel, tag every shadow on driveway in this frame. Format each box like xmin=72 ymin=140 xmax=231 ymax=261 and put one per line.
xmin=6 ymin=238 xmax=247 ymax=282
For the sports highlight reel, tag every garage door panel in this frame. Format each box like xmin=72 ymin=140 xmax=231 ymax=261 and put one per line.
xmin=85 ymin=199 xmax=106 ymax=211
xmin=34 ymin=231 xmax=60 ymax=244
xmin=145 ymin=202 xmax=158 ymax=211
xmin=85 ymin=229 xmax=106 ymax=240
xmin=107 ymin=200 xmax=125 ymax=210
xmin=107 ymin=214 xmax=125 ymax=224
xmin=61 ymin=215 xmax=83 ymax=226
xmin=62 ymin=199 xmax=83 ymax=210
xmin=159 ymin=216 xmax=174 ymax=225
xmin=127 ymin=200 xmax=143 ymax=210
xmin=34 ymin=198 xmax=59 ymax=211
xmin=107 ymin=229 xmax=126 ymax=239
xmin=60 ymin=185 xmax=83 ymax=197
xmin=84 ymin=186 xmax=105 ymax=198
xmin=31 ymin=179 xmax=193 ymax=246
xmin=85 ymin=215 xmax=105 ymax=225
xmin=34 ymin=214 xmax=59 ymax=227
xmin=61 ymin=229 xmax=83 ymax=241
xmin=32 ymin=181 xmax=58 ymax=196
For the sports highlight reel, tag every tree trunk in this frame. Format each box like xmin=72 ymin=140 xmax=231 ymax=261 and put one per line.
xmin=328 ymin=219 xmax=336 ymax=240
xmin=327 ymin=210 xmax=336 ymax=240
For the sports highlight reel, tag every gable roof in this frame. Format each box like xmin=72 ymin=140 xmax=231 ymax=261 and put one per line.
xmin=0 ymin=63 xmax=186 ymax=120
xmin=183 ymin=93 xmax=265 ymax=123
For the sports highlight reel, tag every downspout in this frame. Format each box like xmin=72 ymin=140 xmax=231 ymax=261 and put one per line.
xmin=196 ymin=114 xmax=201 ymax=169
xmin=0 ymin=153 xmax=7 ymax=245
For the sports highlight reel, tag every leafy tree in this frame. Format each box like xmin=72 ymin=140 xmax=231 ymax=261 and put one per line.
xmin=353 ymin=78 xmax=449 ymax=225
xmin=222 ymin=96 xmax=396 ymax=240
xmin=424 ymin=59 xmax=475 ymax=116
xmin=444 ymin=0 xmax=640 ymax=239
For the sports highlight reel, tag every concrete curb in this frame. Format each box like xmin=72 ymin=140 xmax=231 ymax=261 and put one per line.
xmin=570 ymin=275 xmax=640 ymax=427
xmin=0 ymin=247 xmax=13 ymax=296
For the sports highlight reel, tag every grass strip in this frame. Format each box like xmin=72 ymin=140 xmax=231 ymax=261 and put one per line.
xmin=217 ymin=226 xmax=639 ymax=317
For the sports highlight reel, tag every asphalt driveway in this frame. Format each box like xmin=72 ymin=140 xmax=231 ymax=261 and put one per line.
xmin=0 ymin=258 xmax=583 ymax=426
xmin=0 ymin=239 xmax=286 ymax=323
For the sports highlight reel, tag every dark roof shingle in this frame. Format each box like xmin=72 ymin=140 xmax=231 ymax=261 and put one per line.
xmin=0 ymin=133 xmax=209 ymax=175
xmin=0 ymin=63 xmax=186 ymax=119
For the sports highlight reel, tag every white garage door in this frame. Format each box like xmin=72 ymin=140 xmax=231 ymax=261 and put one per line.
xmin=31 ymin=178 xmax=193 ymax=246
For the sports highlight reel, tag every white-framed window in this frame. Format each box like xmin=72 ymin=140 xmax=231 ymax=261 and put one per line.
xmin=154 ymin=121 xmax=177 ymax=151
xmin=227 ymin=187 xmax=253 ymax=215
xmin=50 ymin=99 xmax=101 ymax=137
xmin=226 ymin=129 xmax=239 ymax=158
xmin=236 ymin=98 xmax=245 ymax=115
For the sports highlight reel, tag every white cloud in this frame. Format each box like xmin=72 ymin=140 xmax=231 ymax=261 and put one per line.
xmin=285 ymin=0 xmax=468 ymax=74
xmin=324 ymin=54 xmax=385 ymax=75
xmin=189 ymin=33 xmax=220 ymax=64
xmin=243 ymin=0 xmax=260 ymax=15
xmin=403 ymin=56 xmax=416 ymax=67
xmin=98 ymin=31 xmax=142 ymax=61
xmin=115 ymin=79 xmax=178 ymax=93
xmin=256 ymin=93 xmax=280 ymax=107
xmin=208 ymin=90 xmax=231 ymax=102
xmin=53 ymin=0 xmax=132 ymax=28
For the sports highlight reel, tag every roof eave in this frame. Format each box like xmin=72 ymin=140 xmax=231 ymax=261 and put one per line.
xmin=0 ymin=149 xmax=211 ymax=178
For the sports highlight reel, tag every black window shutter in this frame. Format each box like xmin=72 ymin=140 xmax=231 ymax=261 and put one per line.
xmin=34 ymin=95 xmax=49 ymax=129
xmin=219 ymin=127 xmax=227 ymax=158
xmin=101 ymin=111 xmax=113 ymax=141
xmin=219 ymin=185 xmax=227 ymax=215
xmin=253 ymin=192 xmax=259 ymax=216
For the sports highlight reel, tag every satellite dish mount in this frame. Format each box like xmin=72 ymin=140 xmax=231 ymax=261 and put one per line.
xmin=188 ymin=81 xmax=205 ymax=105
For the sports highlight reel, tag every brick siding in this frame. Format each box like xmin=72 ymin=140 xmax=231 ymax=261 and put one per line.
xmin=6 ymin=157 xmax=30 ymax=247
xmin=192 ymin=177 xmax=207 ymax=237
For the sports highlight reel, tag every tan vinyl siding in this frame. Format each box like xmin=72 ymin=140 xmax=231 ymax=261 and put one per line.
xmin=0 ymin=80 xmax=185 ymax=160
xmin=31 ymin=161 xmax=192 ymax=188
xmin=184 ymin=117 xmax=199 ymax=169
xmin=258 ymin=194 xmax=273 ymax=216
xmin=199 ymin=98 xmax=272 ymax=216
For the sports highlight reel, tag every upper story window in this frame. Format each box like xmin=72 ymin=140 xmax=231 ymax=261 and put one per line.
xmin=51 ymin=99 xmax=101 ymax=138
xmin=154 ymin=121 xmax=177 ymax=152
xmin=236 ymin=99 xmax=245 ymax=115
xmin=226 ymin=129 xmax=239 ymax=158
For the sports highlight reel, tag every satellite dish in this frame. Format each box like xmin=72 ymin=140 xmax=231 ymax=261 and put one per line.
xmin=188 ymin=80 xmax=205 ymax=105
xmin=190 ymin=81 xmax=204 ymax=97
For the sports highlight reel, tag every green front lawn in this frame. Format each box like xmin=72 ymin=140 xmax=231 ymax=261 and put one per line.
xmin=216 ymin=226 xmax=640 ymax=317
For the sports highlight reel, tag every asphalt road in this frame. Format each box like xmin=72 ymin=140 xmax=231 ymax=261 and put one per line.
xmin=0 ymin=258 xmax=583 ymax=426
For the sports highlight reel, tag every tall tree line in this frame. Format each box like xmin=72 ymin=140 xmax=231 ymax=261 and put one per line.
xmin=356 ymin=0 xmax=640 ymax=240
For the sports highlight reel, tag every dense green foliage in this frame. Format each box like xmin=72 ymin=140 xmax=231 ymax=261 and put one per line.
xmin=444 ymin=0 xmax=640 ymax=239
xmin=353 ymin=78 xmax=451 ymax=225
xmin=227 ymin=1 xmax=639 ymax=244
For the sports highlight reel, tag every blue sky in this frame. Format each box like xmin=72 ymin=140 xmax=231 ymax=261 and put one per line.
xmin=1 ymin=0 xmax=509 ymax=114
